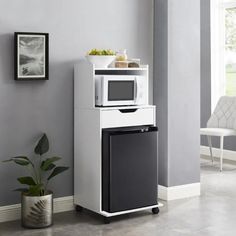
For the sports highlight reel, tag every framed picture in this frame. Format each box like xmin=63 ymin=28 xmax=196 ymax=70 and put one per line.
xmin=14 ymin=32 xmax=49 ymax=81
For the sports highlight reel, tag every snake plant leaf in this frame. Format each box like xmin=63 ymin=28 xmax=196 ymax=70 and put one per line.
xmin=2 ymin=156 xmax=29 ymax=162
xmin=40 ymin=156 xmax=61 ymax=171
xmin=13 ymin=156 xmax=29 ymax=160
xmin=47 ymin=166 xmax=69 ymax=180
xmin=18 ymin=176 xmax=36 ymax=186
xmin=14 ymin=188 xmax=29 ymax=192
xmin=14 ymin=159 xmax=30 ymax=166
xmin=3 ymin=156 xmax=31 ymax=166
xmin=2 ymin=159 xmax=12 ymax=163
xmin=34 ymin=133 xmax=49 ymax=156
xmin=28 ymin=184 xmax=43 ymax=196
xmin=44 ymin=163 xmax=56 ymax=171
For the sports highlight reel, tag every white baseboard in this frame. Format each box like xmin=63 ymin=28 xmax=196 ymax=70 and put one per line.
xmin=53 ymin=196 xmax=74 ymax=213
xmin=158 ymin=183 xmax=201 ymax=201
xmin=0 ymin=196 xmax=74 ymax=223
xmin=1 ymin=183 xmax=203 ymax=222
xmin=200 ymin=145 xmax=236 ymax=161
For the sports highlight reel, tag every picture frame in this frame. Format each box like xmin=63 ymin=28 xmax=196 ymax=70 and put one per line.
xmin=14 ymin=32 xmax=49 ymax=81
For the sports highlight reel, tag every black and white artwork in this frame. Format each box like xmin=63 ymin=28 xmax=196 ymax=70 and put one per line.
xmin=14 ymin=32 xmax=49 ymax=80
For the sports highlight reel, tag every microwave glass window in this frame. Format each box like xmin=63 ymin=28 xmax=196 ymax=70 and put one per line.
xmin=108 ymin=81 xmax=134 ymax=101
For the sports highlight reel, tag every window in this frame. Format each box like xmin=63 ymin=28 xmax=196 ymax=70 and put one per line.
xmin=211 ymin=0 xmax=236 ymax=110
xmin=225 ymin=6 xmax=236 ymax=95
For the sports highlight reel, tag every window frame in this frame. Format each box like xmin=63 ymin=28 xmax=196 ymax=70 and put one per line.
xmin=210 ymin=0 xmax=236 ymax=111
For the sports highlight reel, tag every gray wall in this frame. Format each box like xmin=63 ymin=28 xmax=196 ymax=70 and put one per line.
xmin=0 ymin=0 xmax=154 ymax=206
xmin=200 ymin=0 xmax=211 ymax=131
xmin=154 ymin=0 xmax=169 ymax=186
xmin=154 ymin=0 xmax=200 ymax=187
xmin=200 ymin=0 xmax=213 ymax=147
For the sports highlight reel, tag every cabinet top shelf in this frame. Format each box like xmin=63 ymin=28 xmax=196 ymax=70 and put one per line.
xmin=74 ymin=61 xmax=149 ymax=109
xmin=75 ymin=60 xmax=148 ymax=71
xmin=95 ymin=65 xmax=148 ymax=71
xmin=93 ymin=105 xmax=155 ymax=111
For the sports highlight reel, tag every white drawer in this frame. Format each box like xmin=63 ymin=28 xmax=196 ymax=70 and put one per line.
xmin=101 ymin=107 xmax=155 ymax=128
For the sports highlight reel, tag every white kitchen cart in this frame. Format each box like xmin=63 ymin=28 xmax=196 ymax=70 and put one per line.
xmin=74 ymin=60 xmax=160 ymax=223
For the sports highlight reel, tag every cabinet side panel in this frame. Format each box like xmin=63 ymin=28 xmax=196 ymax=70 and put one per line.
xmin=101 ymin=130 xmax=110 ymax=212
xmin=74 ymin=61 xmax=95 ymax=109
xmin=74 ymin=109 xmax=101 ymax=213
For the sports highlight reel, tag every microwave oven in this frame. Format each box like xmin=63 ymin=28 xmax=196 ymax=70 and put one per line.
xmin=95 ymin=75 xmax=148 ymax=107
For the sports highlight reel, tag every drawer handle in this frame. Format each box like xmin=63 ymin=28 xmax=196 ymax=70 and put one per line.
xmin=119 ymin=109 xmax=138 ymax=113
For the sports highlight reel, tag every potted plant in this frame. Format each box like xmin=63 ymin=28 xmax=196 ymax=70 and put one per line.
xmin=3 ymin=133 xmax=69 ymax=228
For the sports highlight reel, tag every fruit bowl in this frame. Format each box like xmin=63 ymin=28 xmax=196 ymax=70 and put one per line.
xmin=86 ymin=55 xmax=116 ymax=68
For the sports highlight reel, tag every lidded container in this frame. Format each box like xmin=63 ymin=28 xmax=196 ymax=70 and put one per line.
xmin=116 ymin=49 xmax=128 ymax=61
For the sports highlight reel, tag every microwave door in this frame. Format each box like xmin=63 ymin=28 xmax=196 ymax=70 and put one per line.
xmin=105 ymin=78 xmax=136 ymax=106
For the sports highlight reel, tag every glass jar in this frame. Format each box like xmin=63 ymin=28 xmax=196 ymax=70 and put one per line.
xmin=116 ymin=49 xmax=128 ymax=61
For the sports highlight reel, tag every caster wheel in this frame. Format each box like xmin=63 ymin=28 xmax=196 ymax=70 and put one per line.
xmin=103 ymin=217 xmax=110 ymax=224
xmin=152 ymin=207 xmax=159 ymax=215
xmin=75 ymin=205 xmax=83 ymax=212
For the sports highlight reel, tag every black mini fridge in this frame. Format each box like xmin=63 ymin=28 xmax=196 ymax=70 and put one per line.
xmin=102 ymin=126 xmax=158 ymax=213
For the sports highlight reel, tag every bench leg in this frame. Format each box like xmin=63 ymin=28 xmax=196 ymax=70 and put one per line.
xmin=207 ymin=135 xmax=213 ymax=163
xmin=220 ymin=136 xmax=224 ymax=172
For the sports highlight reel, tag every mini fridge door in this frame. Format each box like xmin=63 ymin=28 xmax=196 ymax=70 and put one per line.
xmin=102 ymin=126 xmax=158 ymax=213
